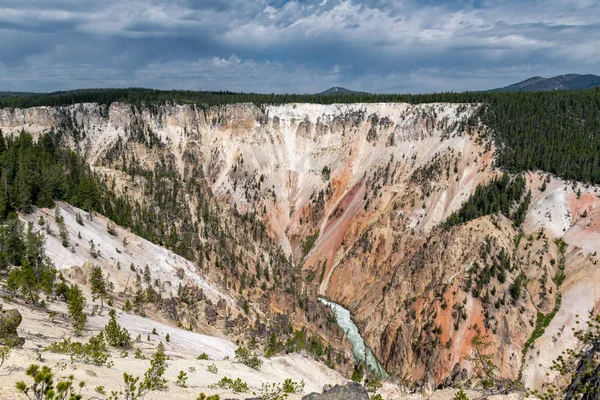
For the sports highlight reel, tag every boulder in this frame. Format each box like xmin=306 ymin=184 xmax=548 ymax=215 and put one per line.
xmin=302 ymin=382 xmax=369 ymax=400
xmin=195 ymin=288 xmax=206 ymax=302
xmin=254 ymin=322 xmax=267 ymax=338
xmin=204 ymin=304 xmax=217 ymax=325
xmin=438 ymin=362 xmax=469 ymax=388
xmin=225 ymin=314 xmax=248 ymax=334
xmin=0 ymin=307 xmax=25 ymax=348
xmin=216 ymin=298 xmax=227 ymax=314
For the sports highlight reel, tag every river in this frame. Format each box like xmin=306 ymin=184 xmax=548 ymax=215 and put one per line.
xmin=319 ymin=297 xmax=388 ymax=378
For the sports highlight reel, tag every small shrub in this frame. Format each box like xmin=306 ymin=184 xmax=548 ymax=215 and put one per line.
xmin=259 ymin=379 xmax=305 ymax=399
xmin=282 ymin=379 xmax=304 ymax=394
xmin=197 ymin=394 xmax=220 ymax=400
xmin=46 ymin=332 xmax=110 ymax=366
xmin=351 ymin=363 xmax=364 ymax=382
xmin=207 ymin=363 xmax=218 ymax=374
xmin=16 ymin=364 xmax=86 ymax=400
xmin=108 ymin=373 xmax=149 ymax=400
xmin=210 ymin=376 xmax=249 ymax=393
xmin=197 ymin=352 xmax=211 ymax=360
xmin=235 ymin=345 xmax=263 ymax=370
xmin=365 ymin=377 xmax=382 ymax=392
xmin=0 ymin=346 xmax=10 ymax=367
xmin=265 ymin=332 xmax=284 ymax=358
xmin=134 ymin=348 xmax=146 ymax=359
xmin=123 ymin=299 xmax=133 ymax=313
xmin=176 ymin=370 xmax=188 ymax=388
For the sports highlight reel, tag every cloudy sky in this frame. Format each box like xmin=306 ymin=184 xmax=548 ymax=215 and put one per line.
xmin=1 ymin=0 xmax=599 ymax=93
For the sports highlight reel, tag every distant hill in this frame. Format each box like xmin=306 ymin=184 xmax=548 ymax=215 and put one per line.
xmin=492 ymin=74 xmax=600 ymax=92
xmin=318 ymin=87 xmax=365 ymax=95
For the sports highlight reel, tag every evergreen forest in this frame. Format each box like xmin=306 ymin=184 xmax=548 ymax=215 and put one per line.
xmin=1 ymin=87 xmax=599 ymax=183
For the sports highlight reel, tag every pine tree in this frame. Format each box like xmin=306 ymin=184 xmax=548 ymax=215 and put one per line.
xmin=143 ymin=342 xmax=167 ymax=390
xmin=67 ymin=284 xmax=87 ymax=336
xmin=133 ymin=289 xmax=146 ymax=316
xmin=90 ymin=265 xmax=108 ymax=310
xmin=6 ymin=257 xmax=39 ymax=304
xmin=104 ymin=309 xmax=132 ymax=348
xmin=143 ymin=265 xmax=151 ymax=284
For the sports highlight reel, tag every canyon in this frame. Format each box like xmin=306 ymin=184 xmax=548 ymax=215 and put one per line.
xmin=1 ymin=100 xmax=599 ymax=396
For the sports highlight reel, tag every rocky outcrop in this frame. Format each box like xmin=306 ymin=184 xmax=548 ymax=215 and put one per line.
xmin=0 ymin=307 xmax=25 ymax=348
xmin=160 ymin=298 xmax=180 ymax=321
xmin=438 ymin=363 xmax=469 ymax=388
xmin=302 ymin=382 xmax=369 ymax=400
xmin=204 ymin=302 xmax=218 ymax=326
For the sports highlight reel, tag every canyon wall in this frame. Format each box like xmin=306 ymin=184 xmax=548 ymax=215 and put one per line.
xmin=2 ymin=102 xmax=600 ymax=391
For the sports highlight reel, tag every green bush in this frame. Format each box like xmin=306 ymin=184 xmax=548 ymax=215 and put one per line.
xmin=209 ymin=376 xmax=249 ymax=393
xmin=134 ymin=348 xmax=146 ymax=359
xmin=265 ymin=332 xmax=284 ymax=358
xmin=104 ymin=309 xmax=132 ymax=348
xmin=45 ymin=332 xmax=110 ymax=366
xmin=16 ymin=364 xmax=86 ymax=400
xmin=365 ymin=377 xmax=382 ymax=392
xmin=175 ymin=370 xmax=188 ymax=388
xmin=0 ymin=346 xmax=10 ymax=368
xmin=207 ymin=363 xmax=218 ymax=374
xmin=108 ymin=373 xmax=149 ymax=400
xmin=258 ymin=378 xmax=305 ymax=400
xmin=302 ymin=230 xmax=320 ymax=257
xmin=197 ymin=394 xmax=220 ymax=400
xmin=282 ymin=379 xmax=305 ymax=394
xmin=235 ymin=345 xmax=263 ymax=370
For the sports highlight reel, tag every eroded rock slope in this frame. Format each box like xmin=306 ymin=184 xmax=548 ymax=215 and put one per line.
xmin=2 ymin=101 xmax=599 ymax=393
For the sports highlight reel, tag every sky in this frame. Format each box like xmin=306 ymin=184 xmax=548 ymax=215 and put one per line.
xmin=0 ymin=0 xmax=599 ymax=94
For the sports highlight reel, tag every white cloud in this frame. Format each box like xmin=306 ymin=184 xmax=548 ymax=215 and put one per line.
xmin=0 ymin=0 xmax=598 ymax=92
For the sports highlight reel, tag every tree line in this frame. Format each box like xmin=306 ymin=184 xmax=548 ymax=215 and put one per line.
xmin=444 ymin=173 xmax=529 ymax=228
xmin=1 ymin=87 xmax=599 ymax=184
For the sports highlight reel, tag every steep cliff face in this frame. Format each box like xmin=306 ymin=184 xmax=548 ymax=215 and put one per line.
xmin=2 ymin=102 xmax=600 ymax=392
xmin=0 ymin=102 xmax=482 ymax=252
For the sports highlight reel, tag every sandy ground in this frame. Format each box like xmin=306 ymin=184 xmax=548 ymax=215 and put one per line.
xmin=20 ymin=202 xmax=233 ymax=307
xmin=0 ymin=297 xmax=347 ymax=400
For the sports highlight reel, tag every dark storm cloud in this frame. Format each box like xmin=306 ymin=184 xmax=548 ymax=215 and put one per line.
xmin=0 ymin=0 xmax=599 ymax=93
